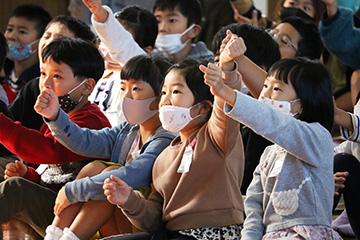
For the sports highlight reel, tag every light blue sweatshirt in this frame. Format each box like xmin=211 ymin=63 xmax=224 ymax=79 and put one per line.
xmin=224 ymin=91 xmax=334 ymax=239
xmin=46 ymin=109 xmax=177 ymax=203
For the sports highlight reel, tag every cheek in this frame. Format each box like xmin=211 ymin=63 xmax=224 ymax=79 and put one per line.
xmin=280 ymin=46 xmax=296 ymax=59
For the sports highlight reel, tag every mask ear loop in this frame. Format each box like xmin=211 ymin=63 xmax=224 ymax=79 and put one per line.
xmin=68 ymin=79 xmax=88 ymax=101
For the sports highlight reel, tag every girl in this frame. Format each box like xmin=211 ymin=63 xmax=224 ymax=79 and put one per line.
xmin=203 ymin=57 xmax=342 ymax=239
xmin=35 ymin=54 xmax=177 ymax=240
xmin=103 ymin=36 xmax=245 ymax=240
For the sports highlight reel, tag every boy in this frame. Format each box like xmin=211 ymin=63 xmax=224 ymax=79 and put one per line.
xmin=0 ymin=38 xmax=111 ymax=238
xmin=153 ymin=0 xmax=213 ymax=63
xmin=2 ymin=4 xmax=51 ymax=103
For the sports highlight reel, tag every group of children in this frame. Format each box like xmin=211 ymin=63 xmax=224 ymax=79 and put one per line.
xmin=0 ymin=0 xmax=359 ymax=239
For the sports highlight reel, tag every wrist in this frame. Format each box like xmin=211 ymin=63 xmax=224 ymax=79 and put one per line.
xmin=94 ymin=7 xmax=109 ymax=23
xmin=327 ymin=4 xmax=338 ymax=17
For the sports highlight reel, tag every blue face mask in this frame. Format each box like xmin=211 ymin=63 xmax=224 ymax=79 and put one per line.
xmin=337 ymin=0 xmax=360 ymax=13
xmin=7 ymin=40 xmax=39 ymax=61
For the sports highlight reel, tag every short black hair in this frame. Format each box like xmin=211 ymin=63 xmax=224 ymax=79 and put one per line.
xmin=153 ymin=0 xmax=202 ymax=26
xmin=281 ymin=16 xmax=323 ymax=59
xmin=167 ymin=58 xmax=213 ymax=104
xmin=121 ymin=54 xmax=172 ymax=96
xmin=42 ymin=38 xmax=104 ymax=83
xmin=268 ymin=57 xmax=334 ymax=132
xmin=212 ymin=23 xmax=281 ymax=71
xmin=0 ymin=32 xmax=7 ymax=69
xmin=115 ymin=6 xmax=158 ymax=48
xmin=46 ymin=15 xmax=96 ymax=43
xmin=10 ymin=4 xmax=51 ymax=38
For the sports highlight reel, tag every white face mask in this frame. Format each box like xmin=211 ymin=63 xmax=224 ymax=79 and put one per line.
xmin=120 ymin=96 xmax=158 ymax=125
xmin=159 ymin=103 xmax=201 ymax=132
xmin=258 ymin=96 xmax=300 ymax=117
xmin=155 ymin=24 xmax=195 ymax=54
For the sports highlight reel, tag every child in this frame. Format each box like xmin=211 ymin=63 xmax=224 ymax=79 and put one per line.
xmin=0 ymin=37 xmax=111 ymax=238
xmin=86 ymin=3 xmax=158 ymax=126
xmin=8 ymin=15 xmax=96 ymax=132
xmin=35 ymin=54 xmax=177 ymax=240
xmin=204 ymin=57 xmax=342 ymax=239
xmin=102 ymin=35 xmax=245 ymax=240
xmin=2 ymin=4 xmax=51 ymax=103
xmin=153 ymin=0 xmax=213 ymax=63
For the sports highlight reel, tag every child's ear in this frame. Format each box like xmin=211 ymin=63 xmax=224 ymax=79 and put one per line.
xmin=143 ymin=46 xmax=153 ymax=55
xmin=199 ymin=100 xmax=213 ymax=114
xmin=188 ymin=24 xmax=201 ymax=39
xmin=82 ymin=78 xmax=96 ymax=95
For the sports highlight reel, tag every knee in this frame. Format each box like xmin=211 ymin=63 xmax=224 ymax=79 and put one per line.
xmin=76 ymin=161 xmax=108 ymax=179
xmin=334 ymin=153 xmax=359 ymax=173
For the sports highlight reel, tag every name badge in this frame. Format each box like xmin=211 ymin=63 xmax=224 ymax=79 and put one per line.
xmin=177 ymin=138 xmax=197 ymax=173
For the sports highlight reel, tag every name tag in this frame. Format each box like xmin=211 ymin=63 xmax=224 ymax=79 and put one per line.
xmin=177 ymin=138 xmax=197 ymax=173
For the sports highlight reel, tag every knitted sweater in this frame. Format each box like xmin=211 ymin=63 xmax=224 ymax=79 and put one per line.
xmin=226 ymin=91 xmax=334 ymax=239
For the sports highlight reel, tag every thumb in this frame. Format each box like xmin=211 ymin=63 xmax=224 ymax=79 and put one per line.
xmin=252 ymin=10 xmax=259 ymax=25
xmin=199 ymin=65 xmax=207 ymax=73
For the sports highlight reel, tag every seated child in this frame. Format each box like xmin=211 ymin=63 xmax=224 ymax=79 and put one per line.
xmin=205 ymin=56 xmax=342 ymax=239
xmin=8 ymin=15 xmax=96 ymax=132
xmin=152 ymin=0 xmax=213 ymax=63
xmin=87 ymin=2 xmax=158 ymax=126
xmin=102 ymin=35 xmax=245 ymax=240
xmin=36 ymin=54 xmax=177 ymax=240
xmin=0 ymin=37 xmax=111 ymax=238
xmin=2 ymin=4 xmax=51 ymax=103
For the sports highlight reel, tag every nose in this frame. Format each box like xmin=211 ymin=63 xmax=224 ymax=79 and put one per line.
xmin=41 ymin=75 xmax=53 ymax=89
xmin=261 ymin=87 xmax=272 ymax=99
xmin=158 ymin=21 xmax=168 ymax=34
xmin=123 ymin=89 xmax=133 ymax=99
xmin=159 ymin=96 xmax=171 ymax=108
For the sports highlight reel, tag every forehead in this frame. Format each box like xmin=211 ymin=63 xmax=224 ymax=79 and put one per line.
xmin=154 ymin=7 xmax=185 ymax=19
xmin=44 ymin=22 xmax=75 ymax=38
xmin=163 ymin=69 xmax=186 ymax=86
xmin=284 ymin=0 xmax=313 ymax=5
xmin=8 ymin=16 xmax=38 ymax=30
xmin=276 ymin=23 xmax=300 ymax=40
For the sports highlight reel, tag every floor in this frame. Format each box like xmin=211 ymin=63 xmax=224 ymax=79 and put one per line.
xmin=1 ymin=222 xmax=31 ymax=240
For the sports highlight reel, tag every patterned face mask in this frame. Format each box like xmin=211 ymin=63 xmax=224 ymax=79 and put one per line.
xmin=258 ymin=96 xmax=300 ymax=117
xmin=7 ymin=39 xmax=39 ymax=61
xmin=58 ymin=79 xmax=87 ymax=113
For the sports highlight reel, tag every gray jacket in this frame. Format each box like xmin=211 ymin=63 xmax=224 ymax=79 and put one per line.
xmin=225 ymin=91 xmax=334 ymax=239
xmin=47 ymin=109 xmax=177 ymax=203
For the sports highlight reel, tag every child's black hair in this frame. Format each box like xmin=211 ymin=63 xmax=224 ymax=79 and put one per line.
xmin=121 ymin=54 xmax=172 ymax=96
xmin=10 ymin=4 xmax=51 ymax=39
xmin=46 ymin=15 xmax=96 ymax=43
xmin=167 ymin=58 xmax=214 ymax=104
xmin=281 ymin=16 xmax=323 ymax=59
xmin=268 ymin=57 xmax=334 ymax=132
xmin=42 ymin=38 xmax=104 ymax=83
xmin=115 ymin=6 xmax=158 ymax=48
xmin=153 ymin=0 xmax=202 ymax=26
xmin=212 ymin=23 xmax=281 ymax=71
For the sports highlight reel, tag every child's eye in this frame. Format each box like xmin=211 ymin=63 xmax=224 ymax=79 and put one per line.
xmin=40 ymin=71 xmax=46 ymax=77
xmin=120 ymin=87 xmax=125 ymax=91
xmin=169 ymin=18 xmax=178 ymax=23
xmin=54 ymin=74 xmax=62 ymax=79
xmin=303 ymin=6 xmax=311 ymax=12
xmin=132 ymin=87 xmax=140 ymax=91
xmin=273 ymin=87 xmax=281 ymax=91
xmin=19 ymin=30 xmax=28 ymax=35
xmin=5 ymin=27 xmax=13 ymax=33
xmin=161 ymin=91 xmax=166 ymax=95
xmin=263 ymin=84 xmax=268 ymax=88
xmin=173 ymin=89 xmax=181 ymax=94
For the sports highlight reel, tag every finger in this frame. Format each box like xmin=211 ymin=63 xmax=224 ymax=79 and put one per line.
xmin=199 ymin=65 xmax=207 ymax=73
xmin=5 ymin=163 xmax=17 ymax=171
xmin=110 ymin=175 xmax=123 ymax=185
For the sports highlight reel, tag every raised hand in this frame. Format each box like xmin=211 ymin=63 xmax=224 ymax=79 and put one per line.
xmin=82 ymin=0 xmax=108 ymax=23
xmin=321 ymin=0 xmax=337 ymax=17
xmin=233 ymin=9 xmax=259 ymax=26
xmin=334 ymin=171 xmax=349 ymax=196
xmin=4 ymin=160 xmax=28 ymax=179
xmin=34 ymin=88 xmax=60 ymax=121
xmin=103 ymin=175 xmax=131 ymax=206
xmin=219 ymin=31 xmax=246 ymax=70
xmin=54 ymin=187 xmax=71 ymax=216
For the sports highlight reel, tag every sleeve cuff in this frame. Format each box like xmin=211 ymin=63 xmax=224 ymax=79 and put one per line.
xmin=340 ymin=113 xmax=360 ymax=142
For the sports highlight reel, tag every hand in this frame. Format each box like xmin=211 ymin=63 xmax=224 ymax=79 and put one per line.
xmin=82 ymin=0 xmax=108 ymax=23
xmin=4 ymin=160 xmax=28 ymax=179
xmin=233 ymin=9 xmax=259 ymax=26
xmin=54 ymin=187 xmax=71 ymax=216
xmin=34 ymin=88 xmax=60 ymax=121
xmin=321 ymin=0 xmax=337 ymax=17
xmin=103 ymin=175 xmax=131 ymax=206
xmin=219 ymin=31 xmax=246 ymax=69
xmin=334 ymin=171 xmax=349 ymax=196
